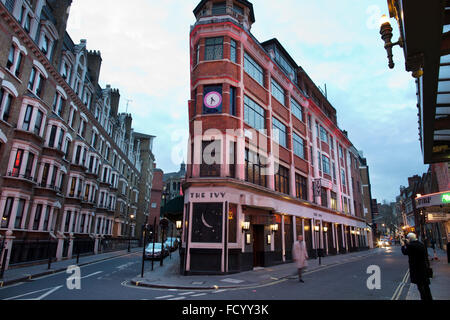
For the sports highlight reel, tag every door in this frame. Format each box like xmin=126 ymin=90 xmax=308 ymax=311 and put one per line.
xmin=252 ymin=225 xmax=264 ymax=267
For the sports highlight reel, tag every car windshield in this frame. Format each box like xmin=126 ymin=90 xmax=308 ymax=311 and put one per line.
xmin=146 ymin=243 xmax=162 ymax=250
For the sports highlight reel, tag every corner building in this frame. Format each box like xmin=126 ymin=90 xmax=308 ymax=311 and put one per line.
xmin=182 ymin=0 xmax=372 ymax=275
xmin=0 ymin=0 xmax=155 ymax=269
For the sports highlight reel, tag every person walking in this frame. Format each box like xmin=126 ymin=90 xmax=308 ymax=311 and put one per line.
xmin=401 ymin=233 xmax=433 ymax=300
xmin=430 ymin=238 xmax=439 ymax=261
xmin=292 ymin=235 xmax=308 ymax=283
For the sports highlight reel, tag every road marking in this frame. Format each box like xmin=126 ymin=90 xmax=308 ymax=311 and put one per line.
xmin=4 ymin=285 xmax=63 ymax=301
xmin=155 ymin=295 xmax=174 ymax=299
xmin=212 ymin=289 xmax=227 ymax=293
xmin=178 ymin=291 xmax=195 ymax=296
xmin=191 ymin=293 xmax=208 ymax=297
xmin=81 ymin=271 xmax=103 ymax=279
xmin=391 ymin=270 xmax=410 ymax=300
xmin=168 ymin=296 xmax=186 ymax=300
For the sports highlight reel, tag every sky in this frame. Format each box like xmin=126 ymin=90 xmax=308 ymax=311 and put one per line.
xmin=66 ymin=0 xmax=428 ymax=203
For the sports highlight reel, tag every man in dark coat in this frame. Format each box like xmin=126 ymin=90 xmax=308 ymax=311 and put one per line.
xmin=401 ymin=233 xmax=433 ymax=300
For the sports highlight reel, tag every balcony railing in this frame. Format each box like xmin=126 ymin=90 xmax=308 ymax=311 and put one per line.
xmin=6 ymin=171 xmax=37 ymax=183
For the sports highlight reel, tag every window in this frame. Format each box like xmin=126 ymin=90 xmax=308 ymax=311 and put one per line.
xmin=310 ymin=147 xmax=314 ymax=166
xmin=28 ymin=67 xmax=45 ymax=98
xmin=57 ymin=130 xmax=65 ymax=151
xmin=33 ymin=110 xmax=43 ymax=136
xmin=212 ymin=1 xmax=226 ymax=14
xmin=74 ymin=145 xmax=81 ymax=164
xmin=43 ymin=205 xmax=50 ymax=231
xmin=12 ymin=149 xmax=24 ymax=177
xmin=228 ymin=203 xmax=237 ymax=243
xmin=195 ymin=43 xmax=200 ymax=65
xmin=339 ymin=145 xmax=343 ymax=159
xmin=272 ymin=117 xmax=287 ymax=148
xmin=245 ymin=149 xmax=267 ymax=188
xmin=295 ymin=174 xmax=308 ymax=201
xmin=332 ymin=162 xmax=336 ymax=183
xmin=205 ymin=37 xmax=223 ymax=61
xmin=230 ymin=39 xmax=237 ymax=63
xmin=24 ymin=152 xmax=34 ymax=179
xmin=321 ymin=187 xmax=328 ymax=207
xmin=6 ymin=45 xmax=23 ymax=77
xmin=1 ymin=197 xmax=14 ymax=228
xmin=48 ymin=125 xmax=57 ymax=148
xmin=230 ymin=86 xmax=237 ymax=116
xmin=271 ymin=78 xmax=285 ymax=105
xmin=33 ymin=204 xmax=43 ymax=230
xmin=200 ymin=140 xmax=221 ymax=177
xmin=52 ymin=93 xmax=64 ymax=117
xmin=244 ymin=53 xmax=264 ymax=86
xmin=293 ymin=132 xmax=305 ymax=159
xmin=341 ymin=168 xmax=346 ymax=186
xmin=322 ymin=155 xmax=330 ymax=175
xmin=229 ymin=141 xmax=236 ymax=178
xmin=307 ymin=115 xmax=312 ymax=130
xmin=244 ymin=95 xmax=265 ymax=132
xmin=233 ymin=4 xmax=244 ymax=15
xmin=22 ymin=105 xmax=33 ymax=131
xmin=41 ymin=163 xmax=50 ymax=186
xmin=14 ymin=199 xmax=25 ymax=229
xmin=317 ymin=151 xmax=322 ymax=172
xmin=40 ymin=35 xmax=49 ymax=55
xmin=331 ymin=191 xmax=337 ymax=210
xmin=0 ymin=88 xmax=13 ymax=122
xmin=274 ymin=46 xmax=297 ymax=82
xmin=274 ymin=164 xmax=290 ymax=195
xmin=320 ymin=126 xmax=328 ymax=144
xmin=291 ymin=98 xmax=303 ymax=122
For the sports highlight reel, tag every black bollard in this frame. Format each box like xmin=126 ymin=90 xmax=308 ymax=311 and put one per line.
xmin=47 ymin=237 xmax=52 ymax=270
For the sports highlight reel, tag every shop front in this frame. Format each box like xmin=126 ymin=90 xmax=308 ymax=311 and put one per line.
xmin=180 ymin=186 xmax=370 ymax=275
xmin=416 ymin=191 xmax=450 ymax=250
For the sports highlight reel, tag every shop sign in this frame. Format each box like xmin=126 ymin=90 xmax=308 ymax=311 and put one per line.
xmin=190 ymin=192 xmax=226 ymax=200
xmin=442 ymin=193 xmax=450 ymax=203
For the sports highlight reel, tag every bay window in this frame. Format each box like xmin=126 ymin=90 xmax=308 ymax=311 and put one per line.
xmin=205 ymin=37 xmax=223 ymax=61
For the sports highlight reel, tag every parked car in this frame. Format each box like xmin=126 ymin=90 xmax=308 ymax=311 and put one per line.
xmin=144 ymin=243 xmax=169 ymax=260
xmin=164 ymin=237 xmax=179 ymax=251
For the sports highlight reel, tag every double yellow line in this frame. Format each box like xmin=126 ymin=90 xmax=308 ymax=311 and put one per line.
xmin=391 ymin=269 xmax=410 ymax=300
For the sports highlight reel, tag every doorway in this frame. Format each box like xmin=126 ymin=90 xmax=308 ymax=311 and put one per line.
xmin=252 ymin=225 xmax=265 ymax=267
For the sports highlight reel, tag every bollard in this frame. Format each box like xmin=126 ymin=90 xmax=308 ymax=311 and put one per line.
xmin=0 ymin=249 xmax=8 ymax=279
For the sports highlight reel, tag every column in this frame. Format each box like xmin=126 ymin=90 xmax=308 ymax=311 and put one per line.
xmin=281 ymin=215 xmax=285 ymax=262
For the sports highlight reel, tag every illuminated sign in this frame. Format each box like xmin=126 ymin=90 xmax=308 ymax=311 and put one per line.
xmin=442 ymin=193 xmax=450 ymax=203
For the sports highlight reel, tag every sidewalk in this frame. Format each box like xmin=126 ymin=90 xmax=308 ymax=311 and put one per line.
xmin=0 ymin=247 xmax=142 ymax=287
xmin=406 ymin=248 xmax=450 ymax=300
xmin=131 ymin=248 xmax=381 ymax=290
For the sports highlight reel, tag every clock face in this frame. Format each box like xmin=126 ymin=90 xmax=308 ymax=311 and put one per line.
xmin=204 ymin=91 xmax=222 ymax=109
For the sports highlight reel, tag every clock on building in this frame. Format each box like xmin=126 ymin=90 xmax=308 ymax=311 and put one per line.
xmin=204 ymin=91 xmax=222 ymax=109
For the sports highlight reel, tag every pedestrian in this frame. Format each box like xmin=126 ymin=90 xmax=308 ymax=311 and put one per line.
xmin=430 ymin=238 xmax=439 ymax=261
xmin=292 ymin=235 xmax=308 ymax=283
xmin=401 ymin=233 xmax=433 ymax=300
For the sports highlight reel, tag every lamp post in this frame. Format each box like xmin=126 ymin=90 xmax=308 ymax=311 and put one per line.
xmin=128 ymin=214 xmax=135 ymax=253
xmin=314 ymin=225 xmax=321 ymax=265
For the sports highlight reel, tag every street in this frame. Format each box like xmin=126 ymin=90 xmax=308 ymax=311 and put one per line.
xmin=0 ymin=247 xmax=414 ymax=301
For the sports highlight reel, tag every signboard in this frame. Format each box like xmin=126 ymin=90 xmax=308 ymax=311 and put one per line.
xmin=416 ymin=191 xmax=450 ymax=208
xmin=427 ymin=213 xmax=450 ymax=222
xmin=313 ymin=179 xmax=321 ymax=197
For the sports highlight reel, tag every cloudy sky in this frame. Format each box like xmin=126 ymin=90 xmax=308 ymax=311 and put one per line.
xmin=66 ymin=0 xmax=428 ymax=203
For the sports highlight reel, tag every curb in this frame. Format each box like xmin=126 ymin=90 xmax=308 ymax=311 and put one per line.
xmin=0 ymin=248 xmax=142 ymax=288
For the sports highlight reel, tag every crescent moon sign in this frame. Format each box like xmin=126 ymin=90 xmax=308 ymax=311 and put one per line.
xmin=201 ymin=213 xmax=213 ymax=229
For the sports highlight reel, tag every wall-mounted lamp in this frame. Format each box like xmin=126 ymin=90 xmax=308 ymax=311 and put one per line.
xmin=245 ymin=233 xmax=251 ymax=245
xmin=379 ymin=14 xmax=403 ymax=69
xmin=323 ymin=226 xmax=328 ymax=233
xmin=176 ymin=220 xmax=182 ymax=230
xmin=267 ymin=234 xmax=272 ymax=245
xmin=314 ymin=225 xmax=320 ymax=232
xmin=304 ymin=225 xmax=310 ymax=231
xmin=270 ymin=224 xmax=279 ymax=232
xmin=242 ymin=221 xmax=250 ymax=233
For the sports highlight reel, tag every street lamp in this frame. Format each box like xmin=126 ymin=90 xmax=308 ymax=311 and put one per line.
xmin=379 ymin=14 xmax=404 ymax=70
xmin=242 ymin=221 xmax=250 ymax=233
xmin=128 ymin=214 xmax=135 ymax=253
xmin=314 ymin=225 xmax=321 ymax=265
xmin=176 ymin=220 xmax=182 ymax=230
